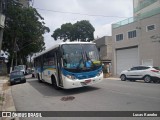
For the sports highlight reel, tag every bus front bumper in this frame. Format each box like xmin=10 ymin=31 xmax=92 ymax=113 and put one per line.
xmin=62 ymin=73 xmax=103 ymax=89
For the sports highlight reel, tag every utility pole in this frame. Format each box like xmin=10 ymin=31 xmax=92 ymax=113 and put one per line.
xmin=0 ymin=0 xmax=6 ymax=52
xmin=10 ymin=39 xmax=17 ymax=73
xmin=15 ymin=42 xmax=19 ymax=66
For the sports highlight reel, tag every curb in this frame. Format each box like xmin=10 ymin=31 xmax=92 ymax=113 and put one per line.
xmin=0 ymin=76 xmax=19 ymax=120
xmin=105 ymin=77 xmax=121 ymax=80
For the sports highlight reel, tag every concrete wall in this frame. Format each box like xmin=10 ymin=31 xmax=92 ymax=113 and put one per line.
xmin=18 ymin=0 xmax=29 ymax=8
xmin=112 ymin=13 xmax=160 ymax=75
xmin=138 ymin=14 xmax=160 ymax=67
xmin=0 ymin=13 xmax=5 ymax=51
xmin=94 ymin=36 xmax=112 ymax=61
xmin=134 ymin=0 xmax=160 ymax=17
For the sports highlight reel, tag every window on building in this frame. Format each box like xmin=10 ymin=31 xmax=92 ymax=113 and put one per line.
xmin=128 ymin=30 xmax=136 ymax=39
xmin=146 ymin=25 xmax=155 ymax=31
xmin=116 ymin=34 xmax=123 ymax=41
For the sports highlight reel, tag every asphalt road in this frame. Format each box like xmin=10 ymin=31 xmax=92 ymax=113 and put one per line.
xmin=11 ymin=75 xmax=160 ymax=120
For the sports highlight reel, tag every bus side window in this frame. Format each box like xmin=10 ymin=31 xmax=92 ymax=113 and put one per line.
xmin=36 ymin=58 xmax=40 ymax=67
xmin=45 ymin=51 xmax=55 ymax=66
xmin=49 ymin=60 xmax=54 ymax=65
xmin=43 ymin=54 xmax=48 ymax=66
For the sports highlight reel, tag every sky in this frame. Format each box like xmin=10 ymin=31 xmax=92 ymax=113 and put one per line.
xmin=32 ymin=0 xmax=133 ymax=49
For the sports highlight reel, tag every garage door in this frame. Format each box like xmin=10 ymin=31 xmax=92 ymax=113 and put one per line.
xmin=116 ymin=47 xmax=139 ymax=75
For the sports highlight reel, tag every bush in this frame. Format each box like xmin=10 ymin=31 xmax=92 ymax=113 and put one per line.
xmin=102 ymin=66 xmax=108 ymax=73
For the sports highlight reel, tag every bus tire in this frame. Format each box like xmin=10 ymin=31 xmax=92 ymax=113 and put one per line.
xmin=51 ymin=75 xmax=60 ymax=90
xmin=37 ymin=74 xmax=42 ymax=83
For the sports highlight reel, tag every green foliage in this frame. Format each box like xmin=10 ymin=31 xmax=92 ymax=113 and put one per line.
xmin=74 ymin=20 xmax=95 ymax=42
xmin=51 ymin=20 xmax=95 ymax=42
xmin=2 ymin=0 xmax=50 ymax=66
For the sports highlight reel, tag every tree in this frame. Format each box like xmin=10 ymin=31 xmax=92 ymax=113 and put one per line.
xmin=52 ymin=28 xmax=62 ymax=41
xmin=52 ymin=23 xmax=74 ymax=42
xmin=51 ymin=20 xmax=95 ymax=42
xmin=2 ymin=0 xmax=49 ymax=71
xmin=74 ymin=20 xmax=95 ymax=42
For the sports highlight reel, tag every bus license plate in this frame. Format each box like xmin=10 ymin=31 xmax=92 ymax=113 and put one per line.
xmin=85 ymin=80 xmax=91 ymax=84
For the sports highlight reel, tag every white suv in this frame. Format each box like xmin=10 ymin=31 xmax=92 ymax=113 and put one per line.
xmin=120 ymin=66 xmax=160 ymax=83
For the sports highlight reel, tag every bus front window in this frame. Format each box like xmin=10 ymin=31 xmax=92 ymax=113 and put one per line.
xmin=62 ymin=44 xmax=84 ymax=69
xmin=82 ymin=44 xmax=100 ymax=62
xmin=62 ymin=44 xmax=101 ymax=70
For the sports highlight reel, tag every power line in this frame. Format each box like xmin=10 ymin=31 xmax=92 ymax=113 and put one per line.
xmin=35 ymin=7 xmax=130 ymax=18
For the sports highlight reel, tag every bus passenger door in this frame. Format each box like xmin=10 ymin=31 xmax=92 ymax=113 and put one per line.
xmin=55 ymin=51 xmax=63 ymax=87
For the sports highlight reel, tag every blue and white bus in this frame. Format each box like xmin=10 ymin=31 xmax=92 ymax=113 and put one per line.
xmin=33 ymin=42 xmax=103 ymax=89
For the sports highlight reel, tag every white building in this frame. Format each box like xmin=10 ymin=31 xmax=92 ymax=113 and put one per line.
xmin=112 ymin=0 xmax=160 ymax=76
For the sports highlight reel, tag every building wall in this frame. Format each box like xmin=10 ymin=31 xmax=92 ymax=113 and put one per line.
xmin=112 ymin=20 xmax=139 ymax=75
xmin=138 ymin=14 xmax=160 ymax=67
xmin=133 ymin=0 xmax=160 ymax=17
xmin=94 ymin=36 xmax=112 ymax=62
xmin=18 ymin=0 xmax=30 ymax=8
xmin=112 ymin=13 xmax=160 ymax=75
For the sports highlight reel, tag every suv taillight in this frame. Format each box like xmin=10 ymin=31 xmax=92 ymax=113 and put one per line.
xmin=151 ymin=70 xmax=159 ymax=73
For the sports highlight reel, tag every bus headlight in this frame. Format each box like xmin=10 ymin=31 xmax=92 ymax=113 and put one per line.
xmin=97 ymin=70 xmax=103 ymax=76
xmin=66 ymin=75 xmax=76 ymax=80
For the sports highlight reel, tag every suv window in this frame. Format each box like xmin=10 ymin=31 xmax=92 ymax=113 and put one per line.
xmin=153 ymin=67 xmax=160 ymax=70
xmin=130 ymin=67 xmax=138 ymax=71
xmin=138 ymin=66 xmax=150 ymax=70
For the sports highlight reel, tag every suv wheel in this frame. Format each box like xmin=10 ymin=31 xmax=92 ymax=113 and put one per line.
xmin=120 ymin=74 xmax=126 ymax=81
xmin=144 ymin=75 xmax=151 ymax=83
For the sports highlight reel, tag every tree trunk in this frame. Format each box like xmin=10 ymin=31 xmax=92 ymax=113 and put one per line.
xmin=10 ymin=37 xmax=16 ymax=73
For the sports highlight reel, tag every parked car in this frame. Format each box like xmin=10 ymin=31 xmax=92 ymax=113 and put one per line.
xmin=18 ymin=65 xmax=27 ymax=75
xmin=14 ymin=65 xmax=27 ymax=75
xmin=26 ymin=68 xmax=32 ymax=74
xmin=9 ymin=71 xmax=26 ymax=85
xmin=120 ymin=66 xmax=160 ymax=83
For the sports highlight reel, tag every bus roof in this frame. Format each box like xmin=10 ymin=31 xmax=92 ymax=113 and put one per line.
xmin=34 ymin=42 xmax=95 ymax=59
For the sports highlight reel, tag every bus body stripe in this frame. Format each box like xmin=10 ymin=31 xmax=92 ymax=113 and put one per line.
xmin=61 ymin=67 xmax=102 ymax=80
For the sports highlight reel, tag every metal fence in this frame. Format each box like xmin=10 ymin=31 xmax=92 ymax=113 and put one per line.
xmin=112 ymin=7 xmax=160 ymax=29
xmin=134 ymin=0 xmax=158 ymax=13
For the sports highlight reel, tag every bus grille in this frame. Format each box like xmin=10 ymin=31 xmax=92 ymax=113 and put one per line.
xmin=78 ymin=74 xmax=96 ymax=80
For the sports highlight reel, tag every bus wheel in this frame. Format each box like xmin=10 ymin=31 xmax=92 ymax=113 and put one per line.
xmin=37 ymin=74 xmax=42 ymax=83
xmin=51 ymin=75 xmax=60 ymax=90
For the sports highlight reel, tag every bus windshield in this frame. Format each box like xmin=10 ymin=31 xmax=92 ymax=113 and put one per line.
xmin=62 ymin=44 xmax=100 ymax=70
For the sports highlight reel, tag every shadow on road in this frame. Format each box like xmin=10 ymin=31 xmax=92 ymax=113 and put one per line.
xmin=123 ymin=80 xmax=160 ymax=84
xmin=27 ymin=79 xmax=101 ymax=97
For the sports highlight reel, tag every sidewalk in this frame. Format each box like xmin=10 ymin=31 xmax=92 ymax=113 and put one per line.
xmin=0 ymin=76 xmax=19 ymax=120
xmin=105 ymin=77 xmax=121 ymax=80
